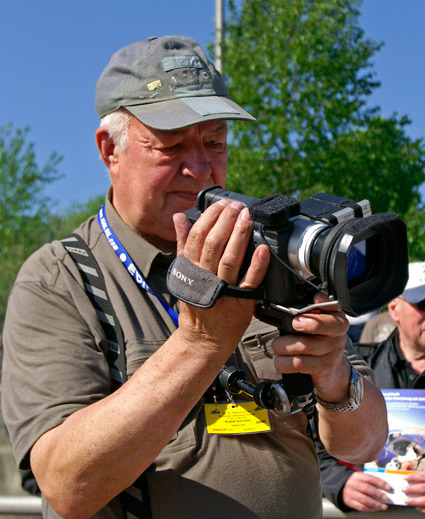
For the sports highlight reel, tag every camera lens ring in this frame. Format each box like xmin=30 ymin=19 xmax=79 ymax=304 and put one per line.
xmin=287 ymin=219 xmax=328 ymax=278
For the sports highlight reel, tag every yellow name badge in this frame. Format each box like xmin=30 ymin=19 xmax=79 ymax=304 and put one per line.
xmin=204 ymin=401 xmax=272 ymax=434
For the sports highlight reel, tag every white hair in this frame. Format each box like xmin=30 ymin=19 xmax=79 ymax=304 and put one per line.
xmin=99 ymin=108 xmax=131 ymax=151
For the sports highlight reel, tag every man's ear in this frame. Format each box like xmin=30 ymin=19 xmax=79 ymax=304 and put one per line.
xmin=388 ymin=298 xmax=401 ymax=323
xmin=95 ymin=127 xmax=119 ymax=169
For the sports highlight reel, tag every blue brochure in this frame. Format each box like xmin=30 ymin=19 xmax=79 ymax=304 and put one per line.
xmin=364 ymin=389 xmax=425 ymax=506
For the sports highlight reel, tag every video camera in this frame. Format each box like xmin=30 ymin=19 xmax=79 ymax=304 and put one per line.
xmin=184 ymin=186 xmax=409 ymax=416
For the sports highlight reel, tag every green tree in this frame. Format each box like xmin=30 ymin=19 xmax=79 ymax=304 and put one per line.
xmin=47 ymin=194 xmax=106 ymax=239
xmin=222 ymin=0 xmax=425 ymax=260
xmin=0 ymin=124 xmax=63 ymax=327
xmin=0 ymin=123 xmax=105 ymax=331
xmin=0 ymin=123 xmax=62 ymax=253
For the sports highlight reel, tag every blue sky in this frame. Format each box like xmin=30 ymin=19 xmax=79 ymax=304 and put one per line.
xmin=1 ymin=1 xmax=424 ymax=211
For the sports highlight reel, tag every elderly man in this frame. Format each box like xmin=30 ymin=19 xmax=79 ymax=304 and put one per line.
xmin=1 ymin=36 xmax=387 ymax=519
xmin=318 ymin=261 xmax=425 ymax=514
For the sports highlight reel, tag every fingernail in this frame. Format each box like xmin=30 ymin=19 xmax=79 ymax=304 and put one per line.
xmin=257 ymin=245 xmax=269 ymax=259
xmin=293 ymin=316 xmax=306 ymax=330
xmin=314 ymin=293 xmax=327 ymax=303
xmin=240 ymin=207 xmax=251 ymax=222
xmin=230 ymin=201 xmax=244 ymax=210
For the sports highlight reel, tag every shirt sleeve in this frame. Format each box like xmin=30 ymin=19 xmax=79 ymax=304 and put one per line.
xmin=1 ymin=243 xmax=112 ymax=469
xmin=314 ymin=428 xmax=359 ymax=512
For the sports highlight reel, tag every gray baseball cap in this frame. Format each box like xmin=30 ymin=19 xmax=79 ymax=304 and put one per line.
xmin=95 ymin=35 xmax=255 ymax=130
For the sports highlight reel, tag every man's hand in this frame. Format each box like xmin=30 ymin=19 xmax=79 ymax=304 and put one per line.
xmin=342 ymin=471 xmax=392 ymax=512
xmin=271 ymin=293 xmax=388 ymax=464
xmin=271 ymin=292 xmax=350 ymax=398
xmin=173 ymin=199 xmax=269 ymax=351
xmin=404 ymin=472 xmax=425 ymax=513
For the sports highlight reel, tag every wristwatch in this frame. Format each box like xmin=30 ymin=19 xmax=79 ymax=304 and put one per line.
xmin=314 ymin=359 xmax=364 ymax=412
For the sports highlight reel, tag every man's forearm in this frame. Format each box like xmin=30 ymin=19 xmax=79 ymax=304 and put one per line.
xmin=317 ymin=376 xmax=388 ymax=463
xmin=30 ymin=328 xmax=237 ymax=519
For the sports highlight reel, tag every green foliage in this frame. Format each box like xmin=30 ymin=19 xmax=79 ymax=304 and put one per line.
xmin=0 ymin=123 xmax=62 ymax=253
xmin=0 ymin=124 xmax=62 ymax=328
xmin=222 ymin=0 xmax=425 ymax=261
xmin=0 ymin=123 xmax=105 ymax=332
xmin=0 ymin=194 xmax=105 ymax=332
xmin=47 ymin=195 xmax=106 ymax=239
xmin=300 ymin=116 xmax=425 ymax=212
xmin=404 ymin=203 xmax=425 ymax=261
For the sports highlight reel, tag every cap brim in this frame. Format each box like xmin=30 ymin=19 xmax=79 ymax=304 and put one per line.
xmin=126 ymin=96 xmax=255 ymax=130
xmin=403 ymin=286 xmax=425 ymax=304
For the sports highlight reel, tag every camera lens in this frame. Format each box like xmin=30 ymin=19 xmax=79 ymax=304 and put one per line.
xmin=287 ymin=214 xmax=407 ymax=317
xmin=287 ymin=219 xmax=328 ymax=278
xmin=346 ymin=240 xmax=366 ymax=282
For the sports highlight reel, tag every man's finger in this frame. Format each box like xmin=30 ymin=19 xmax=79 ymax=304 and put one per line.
xmin=173 ymin=213 xmax=192 ymax=257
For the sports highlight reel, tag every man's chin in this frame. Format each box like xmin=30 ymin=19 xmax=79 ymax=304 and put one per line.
xmin=141 ymin=228 xmax=177 ymax=253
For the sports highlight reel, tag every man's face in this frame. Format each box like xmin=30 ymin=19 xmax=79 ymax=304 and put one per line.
xmin=110 ymin=116 xmax=228 ymax=250
xmin=391 ymin=297 xmax=425 ymax=351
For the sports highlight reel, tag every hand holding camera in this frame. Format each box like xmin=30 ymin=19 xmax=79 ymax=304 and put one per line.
xmin=169 ymin=186 xmax=408 ymax=415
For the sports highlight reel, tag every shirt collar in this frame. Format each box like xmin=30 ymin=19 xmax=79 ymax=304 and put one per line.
xmin=104 ymin=188 xmax=176 ymax=277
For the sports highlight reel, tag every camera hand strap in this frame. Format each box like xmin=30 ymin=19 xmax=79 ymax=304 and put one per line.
xmin=167 ymin=254 xmax=264 ymax=308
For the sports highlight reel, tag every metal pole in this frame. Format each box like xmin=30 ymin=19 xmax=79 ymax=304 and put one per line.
xmin=0 ymin=495 xmax=42 ymax=514
xmin=215 ymin=0 xmax=224 ymax=72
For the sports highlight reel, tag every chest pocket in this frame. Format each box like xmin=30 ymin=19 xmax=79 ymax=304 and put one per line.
xmin=126 ymin=338 xmax=198 ymax=454
xmin=238 ymin=319 xmax=280 ymax=383
xmin=238 ymin=320 xmax=311 ymax=436
xmin=160 ymin=403 xmax=200 ymax=455
xmin=125 ymin=339 xmax=166 ymax=377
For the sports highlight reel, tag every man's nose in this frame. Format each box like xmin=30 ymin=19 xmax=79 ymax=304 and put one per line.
xmin=182 ymin=143 xmax=212 ymax=179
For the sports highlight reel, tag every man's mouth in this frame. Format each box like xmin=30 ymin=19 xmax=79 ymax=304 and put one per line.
xmin=174 ymin=191 xmax=198 ymax=202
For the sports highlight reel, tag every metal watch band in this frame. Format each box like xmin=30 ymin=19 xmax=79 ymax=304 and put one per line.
xmin=314 ymin=359 xmax=364 ymax=412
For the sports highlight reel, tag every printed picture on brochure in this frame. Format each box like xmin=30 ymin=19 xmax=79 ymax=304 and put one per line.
xmin=364 ymin=389 xmax=425 ymax=506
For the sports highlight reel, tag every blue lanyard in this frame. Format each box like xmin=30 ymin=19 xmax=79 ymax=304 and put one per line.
xmin=98 ymin=204 xmax=180 ymax=328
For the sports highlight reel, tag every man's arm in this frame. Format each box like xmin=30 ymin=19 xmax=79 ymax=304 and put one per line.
xmin=271 ymin=295 xmax=388 ymax=464
xmin=313 ymin=424 xmax=357 ymax=511
xmin=313 ymin=343 xmax=393 ymax=513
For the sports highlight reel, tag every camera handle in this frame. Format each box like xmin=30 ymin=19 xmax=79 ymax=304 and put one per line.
xmin=218 ymin=362 xmax=316 ymax=417
xmin=217 ymin=312 xmax=318 ymax=416
xmin=270 ymin=326 xmax=316 ymax=416
xmin=252 ymin=305 xmax=317 ymax=415
xmin=274 ymin=369 xmax=316 ymax=416
xmin=269 ymin=326 xmax=316 ymax=416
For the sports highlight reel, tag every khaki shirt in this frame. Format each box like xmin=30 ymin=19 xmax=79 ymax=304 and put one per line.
xmin=2 ymin=195 xmax=357 ymax=519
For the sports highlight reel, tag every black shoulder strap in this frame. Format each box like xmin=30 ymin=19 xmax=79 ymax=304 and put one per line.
xmin=62 ymin=233 xmax=151 ymax=519
xmin=62 ymin=234 xmax=127 ymax=390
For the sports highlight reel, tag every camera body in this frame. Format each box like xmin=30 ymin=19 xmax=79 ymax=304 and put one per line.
xmin=184 ymin=186 xmax=408 ymax=415
xmin=187 ymin=186 xmax=408 ymax=331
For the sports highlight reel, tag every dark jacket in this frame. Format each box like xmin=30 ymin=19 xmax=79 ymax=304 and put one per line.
xmin=316 ymin=328 xmax=425 ymax=512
